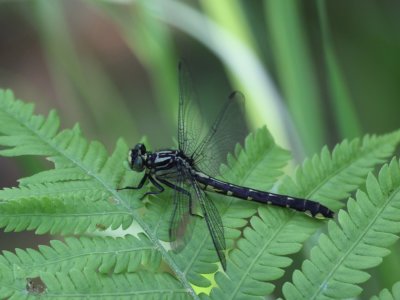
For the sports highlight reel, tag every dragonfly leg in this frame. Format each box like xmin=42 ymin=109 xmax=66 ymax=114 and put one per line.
xmin=117 ymin=173 xmax=148 ymax=191
xmin=140 ymin=176 xmax=165 ymax=199
xmin=156 ymin=178 xmax=196 ymax=216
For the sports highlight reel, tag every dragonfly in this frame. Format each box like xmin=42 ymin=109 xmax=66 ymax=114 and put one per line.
xmin=119 ymin=62 xmax=334 ymax=270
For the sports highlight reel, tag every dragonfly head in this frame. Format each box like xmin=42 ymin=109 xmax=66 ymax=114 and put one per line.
xmin=128 ymin=143 xmax=147 ymax=172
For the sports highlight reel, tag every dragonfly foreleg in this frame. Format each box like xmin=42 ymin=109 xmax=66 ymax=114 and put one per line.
xmin=117 ymin=173 xmax=148 ymax=191
xmin=140 ymin=176 xmax=165 ymax=199
xmin=157 ymin=178 xmax=196 ymax=216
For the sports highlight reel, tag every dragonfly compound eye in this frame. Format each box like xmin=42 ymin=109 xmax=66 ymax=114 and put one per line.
xmin=135 ymin=143 xmax=146 ymax=154
xmin=132 ymin=156 xmax=145 ymax=172
xmin=128 ymin=143 xmax=148 ymax=172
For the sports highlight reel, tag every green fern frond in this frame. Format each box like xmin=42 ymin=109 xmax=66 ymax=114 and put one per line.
xmin=371 ymin=281 xmax=400 ymax=300
xmin=206 ymin=133 xmax=400 ymax=299
xmin=280 ymin=133 xmax=400 ymax=210
xmin=0 ymin=196 xmax=133 ymax=234
xmin=0 ymin=90 xmax=60 ymax=157
xmin=0 ymin=90 xmax=197 ymax=297
xmin=283 ymin=159 xmax=400 ymax=299
xmin=0 ymin=234 xmax=160 ymax=278
xmin=221 ymin=126 xmax=291 ymax=190
xmin=0 ymin=268 xmax=189 ymax=299
xmin=207 ymin=207 xmax=321 ymax=299
xmin=18 ymin=167 xmax=92 ymax=185
xmin=144 ymin=190 xmax=174 ymax=242
xmin=0 ymin=181 xmax=107 ymax=201
xmin=1 ymin=89 xmax=400 ymax=298
xmin=0 ymin=90 xmax=129 ymax=189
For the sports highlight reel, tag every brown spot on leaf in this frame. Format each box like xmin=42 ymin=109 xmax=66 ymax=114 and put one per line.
xmin=26 ymin=276 xmax=46 ymax=294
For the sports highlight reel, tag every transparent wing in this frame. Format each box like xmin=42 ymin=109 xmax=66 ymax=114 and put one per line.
xmin=192 ymin=181 xmax=226 ymax=270
xmin=175 ymin=62 xmax=240 ymax=267
xmin=192 ymin=91 xmax=247 ymax=177
xmin=178 ymin=62 xmax=248 ymax=177
xmin=178 ymin=61 xmax=204 ymax=156
xmin=165 ymin=159 xmax=226 ymax=268
xmin=162 ymin=164 xmax=197 ymax=253
xmin=169 ymin=192 xmax=191 ymax=252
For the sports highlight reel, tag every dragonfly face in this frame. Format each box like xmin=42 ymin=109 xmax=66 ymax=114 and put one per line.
xmin=128 ymin=143 xmax=148 ymax=172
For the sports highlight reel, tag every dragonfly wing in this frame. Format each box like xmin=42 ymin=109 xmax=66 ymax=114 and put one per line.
xmin=178 ymin=62 xmax=248 ymax=177
xmin=169 ymin=190 xmax=190 ymax=252
xmin=163 ymin=164 xmax=197 ymax=253
xmin=178 ymin=61 xmax=204 ymax=156
xmin=192 ymin=91 xmax=247 ymax=177
xmin=192 ymin=182 xmax=227 ymax=270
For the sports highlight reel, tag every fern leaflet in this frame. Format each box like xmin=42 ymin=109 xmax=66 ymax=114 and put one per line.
xmin=0 ymin=234 xmax=160 ymax=277
xmin=283 ymin=159 xmax=400 ymax=299
xmin=1 ymin=89 xmax=400 ymax=298
xmin=0 ymin=90 xmax=197 ymax=298
xmin=207 ymin=132 xmax=400 ymax=299
xmin=371 ymin=281 xmax=400 ymax=300
xmin=0 ymin=268 xmax=189 ymax=299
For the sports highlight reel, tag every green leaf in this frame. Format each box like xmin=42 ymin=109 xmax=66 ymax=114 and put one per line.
xmin=0 ymin=195 xmax=134 ymax=235
xmin=207 ymin=132 xmax=400 ymax=299
xmin=283 ymin=159 xmax=400 ymax=299
xmin=1 ymin=89 xmax=400 ymax=299
xmin=371 ymin=281 xmax=400 ymax=300
xmin=280 ymin=132 xmax=400 ymax=210
xmin=3 ymin=268 xmax=190 ymax=299
xmin=0 ymin=90 xmax=197 ymax=298
xmin=0 ymin=234 xmax=160 ymax=278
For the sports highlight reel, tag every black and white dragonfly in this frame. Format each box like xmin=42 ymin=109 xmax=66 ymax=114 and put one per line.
xmin=119 ymin=62 xmax=334 ymax=270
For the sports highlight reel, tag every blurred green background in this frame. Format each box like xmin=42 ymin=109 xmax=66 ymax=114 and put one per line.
xmin=1 ymin=0 xmax=400 ymax=297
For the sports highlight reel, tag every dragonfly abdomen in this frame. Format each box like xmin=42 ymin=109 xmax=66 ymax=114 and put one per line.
xmin=195 ymin=172 xmax=334 ymax=219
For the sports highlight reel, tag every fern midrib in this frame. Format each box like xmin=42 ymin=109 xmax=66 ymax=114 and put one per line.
xmin=0 ymin=211 xmax=132 ymax=217
xmin=1 ymin=185 xmax=97 ymax=198
xmin=2 ymin=107 xmax=198 ymax=299
xmin=309 ymin=186 xmax=399 ymax=299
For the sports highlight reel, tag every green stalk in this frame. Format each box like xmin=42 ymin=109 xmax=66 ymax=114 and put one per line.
xmin=201 ymin=0 xmax=257 ymax=51
xmin=265 ymin=0 xmax=326 ymax=155
xmin=317 ymin=0 xmax=362 ymax=139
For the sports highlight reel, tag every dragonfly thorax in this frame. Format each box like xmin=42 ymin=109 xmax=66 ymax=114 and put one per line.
xmin=128 ymin=143 xmax=196 ymax=176
xmin=147 ymin=150 xmax=190 ymax=171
